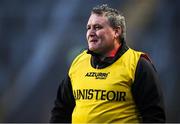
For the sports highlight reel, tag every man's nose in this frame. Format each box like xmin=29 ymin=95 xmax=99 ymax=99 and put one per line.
xmin=89 ymin=29 xmax=96 ymax=37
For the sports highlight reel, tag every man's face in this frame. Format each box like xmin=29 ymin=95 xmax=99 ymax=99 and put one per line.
xmin=86 ymin=14 xmax=116 ymax=55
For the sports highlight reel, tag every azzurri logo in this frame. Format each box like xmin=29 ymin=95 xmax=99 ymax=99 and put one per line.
xmin=85 ymin=72 xmax=110 ymax=79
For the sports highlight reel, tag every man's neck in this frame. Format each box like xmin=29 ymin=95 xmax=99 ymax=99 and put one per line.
xmin=100 ymin=43 xmax=121 ymax=61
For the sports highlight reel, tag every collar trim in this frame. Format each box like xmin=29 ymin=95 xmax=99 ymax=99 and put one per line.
xmin=87 ymin=42 xmax=129 ymax=69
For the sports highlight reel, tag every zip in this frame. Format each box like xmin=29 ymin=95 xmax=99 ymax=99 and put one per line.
xmin=96 ymin=65 xmax=99 ymax=69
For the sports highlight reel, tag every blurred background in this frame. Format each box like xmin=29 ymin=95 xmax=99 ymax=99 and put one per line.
xmin=0 ymin=0 xmax=179 ymax=122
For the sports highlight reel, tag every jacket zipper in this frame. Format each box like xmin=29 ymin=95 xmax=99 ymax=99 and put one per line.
xmin=96 ymin=64 xmax=99 ymax=69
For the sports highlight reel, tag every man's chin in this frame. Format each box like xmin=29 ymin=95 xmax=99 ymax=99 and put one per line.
xmin=89 ymin=48 xmax=102 ymax=55
xmin=89 ymin=48 xmax=98 ymax=52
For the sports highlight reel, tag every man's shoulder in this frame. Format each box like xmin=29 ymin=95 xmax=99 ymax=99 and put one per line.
xmin=71 ymin=49 xmax=90 ymax=66
xmin=75 ymin=49 xmax=88 ymax=59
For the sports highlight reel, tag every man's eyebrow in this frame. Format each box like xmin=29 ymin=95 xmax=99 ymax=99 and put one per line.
xmin=86 ymin=23 xmax=102 ymax=28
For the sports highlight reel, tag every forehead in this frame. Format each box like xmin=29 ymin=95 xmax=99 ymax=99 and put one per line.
xmin=87 ymin=14 xmax=109 ymax=25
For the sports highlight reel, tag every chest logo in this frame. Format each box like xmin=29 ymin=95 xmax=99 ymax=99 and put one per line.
xmin=85 ymin=72 xmax=110 ymax=79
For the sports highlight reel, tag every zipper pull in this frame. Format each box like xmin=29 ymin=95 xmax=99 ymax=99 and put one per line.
xmin=96 ymin=65 xmax=99 ymax=69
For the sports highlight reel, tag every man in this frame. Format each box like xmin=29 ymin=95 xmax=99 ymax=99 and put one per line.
xmin=50 ymin=4 xmax=166 ymax=123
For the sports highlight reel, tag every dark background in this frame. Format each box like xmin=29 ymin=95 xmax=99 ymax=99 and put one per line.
xmin=0 ymin=0 xmax=179 ymax=122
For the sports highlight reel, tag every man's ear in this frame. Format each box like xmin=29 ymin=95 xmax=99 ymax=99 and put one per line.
xmin=114 ymin=26 xmax=122 ymax=38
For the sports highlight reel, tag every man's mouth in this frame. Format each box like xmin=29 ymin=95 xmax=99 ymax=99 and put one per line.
xmin=90 ymin=39 xmax=98 ymax=43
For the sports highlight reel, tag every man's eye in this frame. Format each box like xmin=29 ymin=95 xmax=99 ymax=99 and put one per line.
xmin=87 ymin=26 xmax=90 ymax=30
xmin=95 ymin=26 xmax=102 ymax=30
